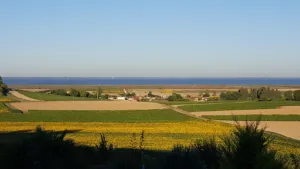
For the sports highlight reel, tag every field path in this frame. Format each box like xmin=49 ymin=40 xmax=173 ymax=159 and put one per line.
xmin=191 ymin=106 xmax=300 ymax=117
xmin=10 ymin=91 xmax=40 ymax=102
xmin=220 ymin=121 xmax=300 ymax=141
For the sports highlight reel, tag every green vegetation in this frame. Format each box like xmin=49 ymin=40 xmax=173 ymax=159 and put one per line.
xmin=284 ymin=91 xmax=294 ymax=100
xmin=1 ymin=121 xmax=297 ymax=169
xmin=203 ymin=115 xmax=300 ymax=121
xmin=18 ymin=90 xmax=98 ymax=101
xmin=167 ymin=93 xmax=185 ymax=101
xmin=0 ymin=109 xmax=195 ymax=122
xmin=155 ymin=100 xmax=220 ymax=105
xmin=0 ymin=103 xmax=7 ymax=109
xmin=294 ymin=90 xmax=300 ymax=101
xmin=0 ymin=76 xmax=9 ymax=96
xmin=179 ymin=100 xmax=300 ymax=112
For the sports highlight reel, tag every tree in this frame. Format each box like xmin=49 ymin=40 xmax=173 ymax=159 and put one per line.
xmin=96 ymin=88 xmax=103 ymax=99
xmin=0 ymin=77 xmax=9 ymax=96
xmin=284 ymin=91 xmax=294 ymax=100
xmin=69 ymin=88 xmax=80 ymax=97
xmin=238 ymin=88 xmax=249 ymax=100
xmin=294 ymin=90 xmax=300 ymax=101
xmin=80 ymin=90 xmax=89 ymax=97
xmin=168 ymin=93 xmax=184 ymax=101
xmin=220 ymin=91 xmax=240 ymax=100
xmin=203 ymin=92 xmax=210 ymax=98
xmin=148 ymin=91 xmax=154 ymax=97
xmin=250 ymin=88 xmax=258 ymax=100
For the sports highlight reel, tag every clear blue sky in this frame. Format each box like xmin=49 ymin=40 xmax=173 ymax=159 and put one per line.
xmin=1 ymin=0 xmax=299 ymax=77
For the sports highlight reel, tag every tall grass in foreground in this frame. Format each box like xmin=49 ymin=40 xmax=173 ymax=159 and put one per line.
xmin=0 ymin=122 xmax=299 ymax=169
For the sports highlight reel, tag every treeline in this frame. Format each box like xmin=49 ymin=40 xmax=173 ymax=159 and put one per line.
xmin=0 ymin=76 xmax=9 ymax=96
xmin=49 ymin=88 xmax=106 ymax=99
xmin=1 ymin=122 xmax=299 ymax=169
xmin=220 ymin=87 xmax=300 ymax=101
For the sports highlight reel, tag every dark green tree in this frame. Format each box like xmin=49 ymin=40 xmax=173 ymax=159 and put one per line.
xmin=238 ymin=88 xmax=249 ymax=100
xmin=168 ymin=93 xmax=184 ymax=101
xmin=0 ymin=76 xmax=9 ymax=96
xmin=294 ymin=90 xmax=300 ymax=101
xmin=69 ymin=88 xmax=80 ymax=97
xmin=284 ymin=91 xmax=294 ymax=100
xmin=250 ymin=88 xmax=258 ymax=100
xmin=80 ymin=90 xmax=89 ymax=97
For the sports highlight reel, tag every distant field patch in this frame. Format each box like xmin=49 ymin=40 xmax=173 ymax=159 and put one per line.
xmin=18 ymin=90 xmax=98 ymax=101
xmin=154 ymin=100 xmax=219 ymax=105
xmin=9 ymin=100 xmax=167 ymax=112
xmin=203 ymin=115 xmax=300 ymax=121
xmin=0 ymin=109 xmax=194 ymax=122
xmin=179 ymin=101 xmax=300 ymax=112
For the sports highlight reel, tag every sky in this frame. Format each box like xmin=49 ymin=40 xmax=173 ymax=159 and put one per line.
xmin=0 ymin=0 xmax=300 ymax=77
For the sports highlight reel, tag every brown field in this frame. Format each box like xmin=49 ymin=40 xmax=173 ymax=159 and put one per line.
xmin=191 ymin=106 xmax=300 ymax=116
xmin=9 ymin=101 xmax=167 ymax=112
xmin=222 ymin=121 xmax=300 ymax=140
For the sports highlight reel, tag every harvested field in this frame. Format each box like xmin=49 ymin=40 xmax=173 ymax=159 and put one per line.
xmin=9 ymin=101 xmax=167 ymax=112
xmin=191 ymin=106 xmax=300 ymax=117
xmin=221 ymin=121 xmax=300 ymax=141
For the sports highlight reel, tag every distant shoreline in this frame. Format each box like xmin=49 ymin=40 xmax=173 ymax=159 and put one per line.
xmin=9 ymin=84 xmax=300 ymax=90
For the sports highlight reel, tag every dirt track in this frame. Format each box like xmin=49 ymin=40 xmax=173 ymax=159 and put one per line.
xmin=221 ymin=121 xmax=300 ymax=140
xmin=9 ymin=101 xmax=167 ymax=112
xmin=10 ymin=91 xmax=40 ymax=101
xmin=191 ymin=106 xmax=300 ymax=117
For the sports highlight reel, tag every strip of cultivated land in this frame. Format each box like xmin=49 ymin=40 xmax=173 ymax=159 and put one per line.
xmin=179 ymin=101 xmax=300 ymax=112
xmin=17 ymin=90 xmax=99 ymax=101
xmin=221 ymin=121 xmax=300 ymax=141
xmin=191 ymin=106 xmax=300 ymax=117
xmin=0 ymin=109 xmax=194 ymax=122
xmin=9 ymin=101 xmax=167 ymax=112
xmin=203 ymin=115 xmax=300 ymax=121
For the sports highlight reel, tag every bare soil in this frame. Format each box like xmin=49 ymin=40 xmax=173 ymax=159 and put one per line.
xmin=221 ymin=121 xmax=300 ymax=140
xmin=9 ymin=101 xmax=167 ymax=112
xmin=191 ymin=106 xmax=300 ymax=116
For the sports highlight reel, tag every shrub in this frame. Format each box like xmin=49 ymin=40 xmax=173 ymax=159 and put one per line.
xmin=220 ymin=121 xmax=287 ymax=169
xmin=294 ymin=90 xmax=300 ymax=101
xmin=220 ymin=91 xmax=241 ymax=100
xmin=284 ymin=91 xmax=294 ymax=100
xmin=168 ymin=93 xmax=185 ymax=101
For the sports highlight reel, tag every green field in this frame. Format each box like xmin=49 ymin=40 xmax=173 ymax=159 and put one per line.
xmin=0 ymin=109 xmax=195 ymax=122
xmin=154 ymin=100 xmax=220 ymax=105
xmin=179 ymin=100 xmax=300 ymax=112
xmin=203 ymin=115 xmax=300 ymax=121
xmin=18 ymin=90 xmax=99 ymax=101
xmin=0 ymin=103 xmax=7 ymax=109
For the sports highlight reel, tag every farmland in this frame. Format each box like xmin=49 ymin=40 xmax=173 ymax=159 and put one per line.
xmin=17 ymin=90 xmax=99 ymax=101
xmin=0 ymin=109 xmax=194 ymax=122
xmin=9 ymin=100 xmax=167 ymax=112
xmin=179 ymin=100 xmax=300 ymax=112
xmin=203 ymin=115 xmax=300 ymax=121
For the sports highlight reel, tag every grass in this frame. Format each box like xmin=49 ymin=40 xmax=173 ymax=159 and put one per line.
xmin=203 ymin=115 xmax=300 ymax=121
xmin=154 ymin=100 xmax=220 ymax=105
xmin=0 ymin=109 xmax=195 ymax=122
xmin=179 ymin=100 xmax=300 ymax=112
xmin=18 ymin=90 xmax=100 ymax=101
xmin=0 ymin=103 xmax=7 ymax=109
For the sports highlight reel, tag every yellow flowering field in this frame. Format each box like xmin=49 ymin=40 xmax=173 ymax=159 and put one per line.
xmin=0 ymin=121 xmax=299 ymax=154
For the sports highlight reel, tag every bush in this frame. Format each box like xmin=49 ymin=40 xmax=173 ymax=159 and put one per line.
xmin=294 ymin=90 xmax=300 ymax=101
xmin=168 ymin=93 xmax=185 ymax=101
xmin=220 ymin=121 xmax=287 ymax=169
xmin=284 ymin=91 xmax=294 ymax=100
xmin=220 ymin=92 xmax=241 ymax=100
xmin=69 ymin=88 xmax=80 ymax=97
